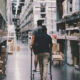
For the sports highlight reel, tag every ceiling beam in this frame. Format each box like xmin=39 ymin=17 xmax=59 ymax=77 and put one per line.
xmin=12 ymin=2 xmax=25 ymax=4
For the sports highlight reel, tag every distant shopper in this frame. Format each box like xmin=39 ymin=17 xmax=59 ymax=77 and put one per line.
xmin=34 ymin=25 xmax=52 ymax=80
xmin=30 ymin=20 xmax=43 ymax=71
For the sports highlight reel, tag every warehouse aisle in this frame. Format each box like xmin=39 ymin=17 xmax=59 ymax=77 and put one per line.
xmin=6 ymin=41 xmax=31 ymax=80
xmin=5 ymin=41 xmax=80 ymax=80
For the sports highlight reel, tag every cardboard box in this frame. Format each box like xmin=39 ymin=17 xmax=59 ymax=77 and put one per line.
xmin=52 ymin=43 xmax=57 ymax=55
xmin=72 ymin=0 xmax=80 ymax=13
xmin=4 ymin=32 xmax=8 ymax=36
xmin=10 ymin=43 xmax=14 ymax=51
xmin=17 ymin=45 xmax=20 ymax=51
xmin=1 ymin=46 xmax=6 ymax=53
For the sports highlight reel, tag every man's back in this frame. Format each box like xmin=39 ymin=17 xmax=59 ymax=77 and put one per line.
xmin=35 ymin=33 xmax=52 ymax=53
xmin=32 ymin=27 xmax=42 ymax=36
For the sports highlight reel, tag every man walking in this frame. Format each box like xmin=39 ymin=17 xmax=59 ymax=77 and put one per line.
xmin=34 ymin=25 xmax=52 ymax=80
xmin=31 ymin=20 xmax=43 ymax=71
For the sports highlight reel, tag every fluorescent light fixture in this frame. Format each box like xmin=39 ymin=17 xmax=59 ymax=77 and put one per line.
xmin=16 ymin=0 xmax=19 ymax=14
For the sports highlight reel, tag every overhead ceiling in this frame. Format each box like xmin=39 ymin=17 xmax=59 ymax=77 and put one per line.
xmin=12 ymin=0 xmax=25 ymax=15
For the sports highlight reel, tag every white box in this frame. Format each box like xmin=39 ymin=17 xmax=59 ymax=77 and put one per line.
xmin=72 ymin=0 xmax=80 ymax=13
xmin=62 ymin=0 xmax=68 ymax=18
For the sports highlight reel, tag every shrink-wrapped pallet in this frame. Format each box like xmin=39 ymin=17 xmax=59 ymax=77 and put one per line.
xmin=62 ymin=0 xmax=68 ymax=18
xmin=67 ymin=1 xmax=72 ymax=16
xmin=72 ymin=0 xmax=80 ymax=14
xmin=62 ymin=0 xmax=73 ymax=18
xmin=4 ymin=32 xmax=8 ymax=36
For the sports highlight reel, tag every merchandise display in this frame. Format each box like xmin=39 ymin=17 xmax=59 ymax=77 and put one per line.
xmin=0 ymin=1 xmax=7 ymax=79
xmin=0 ymin=45 xmax=7 ymax=79
xmin=56 ymin=0 xmax=80 ymax=66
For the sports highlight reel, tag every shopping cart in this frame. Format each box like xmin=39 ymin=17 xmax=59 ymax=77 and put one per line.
xmin=30 ymin=49 xmax=53 ymax=80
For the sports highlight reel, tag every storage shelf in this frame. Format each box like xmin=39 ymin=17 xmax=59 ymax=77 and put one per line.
xmin=57 ymin=14 xmax=80 ymax=24
xmin=66 ymin=27 xmax=79 ymax=31
xmin=57 ymin=35 xmax=66 ymax=39
xmin=56 ymin=0 xmax=80 ymax=66
xmin=66 ymin=36 xmax=79 ymax=40
xmin=57 ymin=35 xmax=80 ymax=41
xmin=0 ymin=36 xmax=7 ymax=44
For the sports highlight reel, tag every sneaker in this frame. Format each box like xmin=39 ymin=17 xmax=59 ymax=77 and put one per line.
xmin=33 ymin=70 xmax=36 ymax=72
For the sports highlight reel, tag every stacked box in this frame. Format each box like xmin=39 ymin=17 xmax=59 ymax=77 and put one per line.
xmin=72 ymin=0 xmax=80 ymax=14
xmin=52 ymin=43 xmax=57 ymax=55
xmin=67 ymin=1 xmax=72 ymax=16
xmin=4 ymin=32 xmax=8 ymax=36
xmin=17 ymin=45 xmax=20 ymax=51
xmin=0 ymin=46 xmax=6 ymax=79
xmin=62 ymin=0 xmax=73 ymax=18
xmin=10 ymin=43 xmax=14 ymax=52
xmin=1 ymin=46 xmax=6 ymax=53
xmin=62 ymin=0 xmax=68 ymax=18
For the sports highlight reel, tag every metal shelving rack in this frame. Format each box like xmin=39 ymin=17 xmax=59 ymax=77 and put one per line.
xmin=0 ymin=0 xmax=8 ymax=79
xmin=56 ymin=0 xmax=80 ymax=67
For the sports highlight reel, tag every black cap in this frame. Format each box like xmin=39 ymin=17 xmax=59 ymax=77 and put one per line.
xmin=37 ymin=20 xmax=44 ymax=26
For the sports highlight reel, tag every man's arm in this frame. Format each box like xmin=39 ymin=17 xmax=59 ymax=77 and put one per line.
xmin=30 ymin=35 xmax=35 ymax=48
xmin=30 ymin=29 xmax=36 ymax=48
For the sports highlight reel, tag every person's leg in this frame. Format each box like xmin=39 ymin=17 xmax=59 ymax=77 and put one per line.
xmin=38 ymin=53 xmax=43 ymax=80
xmin=34 ymin=54 xmax=38 ymax=71
xmin=43 ymin=53 xmax=49 ymax=80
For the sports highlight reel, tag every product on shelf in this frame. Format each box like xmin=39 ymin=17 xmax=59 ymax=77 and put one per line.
xmin=10 ymin=43 xmax=14 ymax=52
xmin=72 ymin=0 xmax=80 ymax=14
xmin=17 ymin=45 xmax=20 ymax=51
xmin=4 ymin=32 xmax=8 ymax=36
xmin=65 ymin=24 xmax=69 ymax=28
xmin=52 ymin=43 xmax=57 ymax=55
xmin=62 ymin=0 xmax=68 ymax=18
xmin=1 ymin=46 xmax=6 ymax=53
xmin=0 ymin=45 xmax=7 ymax=80
xmin=67 ymin=0 xmax=72 ymax=16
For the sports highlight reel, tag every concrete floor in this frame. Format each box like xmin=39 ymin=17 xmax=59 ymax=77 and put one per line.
xmin=6 ymin=41 xmax=80 ymax=80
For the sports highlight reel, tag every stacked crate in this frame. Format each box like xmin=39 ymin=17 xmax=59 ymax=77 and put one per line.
xmin=0 ymin=0 xmax=8 ymax=79
xmin=0 ymin=45 xmax=7 ymax=79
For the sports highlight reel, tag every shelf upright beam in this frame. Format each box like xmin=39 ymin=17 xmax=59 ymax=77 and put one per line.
xmin=64 ymin=18 xmax=67 ymax=65
xmin=78 ymin=21 xmax=80 ymax=68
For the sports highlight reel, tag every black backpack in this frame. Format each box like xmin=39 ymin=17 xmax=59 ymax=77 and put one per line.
xmin=33 ymin=33 xmax=51 ymax=53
